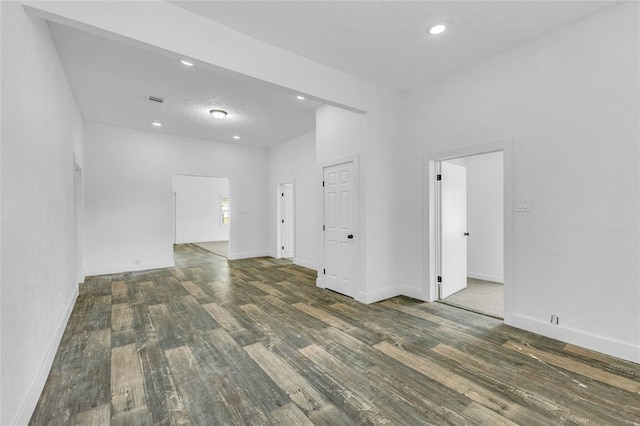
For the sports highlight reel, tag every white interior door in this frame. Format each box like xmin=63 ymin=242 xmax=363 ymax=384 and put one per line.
xmin=323 ymin=162 xmax=357 ymax=297
xmin=280 ymin=183 xmax=294 ymax=258
xmin=440 ymin=162 xmax=468 ymax=298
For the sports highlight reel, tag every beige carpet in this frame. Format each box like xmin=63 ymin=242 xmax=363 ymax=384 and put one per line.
xmin=441 ymin=277 xmax=503 ymax=319
xmin=194 ymin=241 xmax=229 ymax=258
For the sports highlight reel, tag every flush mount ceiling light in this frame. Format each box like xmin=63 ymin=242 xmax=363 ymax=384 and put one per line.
xmin=180 ymin=59 xmax=194 ymax=66
xmin=296 ymin=95 xmax=305 ymax=100
xmin=427 ymin=23 xmax=447 ymax=35
xmin=209 ymin=109 xmax=228 ymax=120
xmin=152 ymin=122 xmax=162 ymax=127
xmin=233 ymin=135 xmax=240 ymax=140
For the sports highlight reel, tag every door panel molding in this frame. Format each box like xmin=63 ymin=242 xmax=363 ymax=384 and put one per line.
xmin=318 ymin=155 xmax=360 ymax=299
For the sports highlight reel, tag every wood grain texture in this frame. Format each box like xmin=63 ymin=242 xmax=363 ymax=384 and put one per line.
xmin=30 ymin=244 xmax=640 ymax=425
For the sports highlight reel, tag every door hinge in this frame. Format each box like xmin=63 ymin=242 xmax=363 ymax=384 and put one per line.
xmin=322 ymin=181 xmax=325 ymax=187
xmin=282 ymin=246 xmax=285 ymax=250
xmin=323 ymin=225 xmax=325 ymax=231
xmin=281 ymin=219 xmax=284 ymax=223
xmin=437 ymin=275 xmax=442 ymax=283
xmin=282 ymin=192 xmax=284 ymax=196
xmin=323 ymin=269 xmax=326 ymax=275
xmin=436 ymin=174 xmax=442 ymax=181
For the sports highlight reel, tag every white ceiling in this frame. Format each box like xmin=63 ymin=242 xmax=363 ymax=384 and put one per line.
xmin=48 ymin=2 xmax=620 ymax=147
xmin=172 ymin=1 xmax=620 ymax=92
xmin=49 ymin=23 xmax=321 ymax=148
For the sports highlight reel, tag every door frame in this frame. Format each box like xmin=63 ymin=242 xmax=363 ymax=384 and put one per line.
xmin=424 ymin=140 xmax=513 ymax=323
xmin=276 ymin=180 xmax=295 ymax=259
xmin=73 ymin=159 xmax=84 ymax=285
xmin=318 ymin=155 xmax=361 ymax=300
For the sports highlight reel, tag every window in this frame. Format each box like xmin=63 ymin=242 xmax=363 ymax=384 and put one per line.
xmin=220 ymin=196 xmax=230 ymax=226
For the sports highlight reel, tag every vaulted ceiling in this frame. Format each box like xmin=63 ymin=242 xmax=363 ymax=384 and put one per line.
xmin=172 ymin=1 xmax=618 ymax=92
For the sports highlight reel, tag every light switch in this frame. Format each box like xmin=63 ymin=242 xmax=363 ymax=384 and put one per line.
xmin=516 ymin=199 xmax=531 ymax=212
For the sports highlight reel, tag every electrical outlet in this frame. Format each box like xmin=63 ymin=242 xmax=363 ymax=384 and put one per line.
xmin=516 ymin=198 xmax=531 ymax=212
xmin=550 ymin=314 xmax=559 ymax=325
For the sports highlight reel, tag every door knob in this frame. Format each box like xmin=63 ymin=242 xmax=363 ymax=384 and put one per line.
xmin=463 ymin=232 xmax=469 ymax=236
xmin=347 ymin=234 xmax=354 ymax=239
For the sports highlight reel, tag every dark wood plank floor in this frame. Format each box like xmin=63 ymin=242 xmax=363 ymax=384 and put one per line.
xmin=31 ymin=244 xmax=640 ymax=425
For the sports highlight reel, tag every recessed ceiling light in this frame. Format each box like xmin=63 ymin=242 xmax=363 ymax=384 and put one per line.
xmin=233 ymin=135 xmax=240 ymax=140
xmin=427 ymin=24 xmax=447 ymax=35
xmin=180 ymin=59 xmax=194 ymax=66
xmin=152 ymin=122 xmax=162 ymax=127
xmin=297 ymin=95 xmax=305 ymax=100
xmin=209 ymin=109 xmax=228 ymax=120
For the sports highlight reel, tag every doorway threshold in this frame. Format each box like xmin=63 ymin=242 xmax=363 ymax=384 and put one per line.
xmin=437 ymin=300 xmax=503 ymax=320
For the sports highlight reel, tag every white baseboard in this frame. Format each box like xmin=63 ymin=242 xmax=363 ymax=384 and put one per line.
xmin=359 ymin=287 xmax=403 ymax=304
xmin=399 ymin=286 xmax=429 ymax=302
xmin=293 ymin=258 xmax=318 ymax=271
xmin=13 ymin=285 xmax=79 ymax=426
xmin=468 ymin=272 xmax=504 ymax=283
xmin=85 ymin=259 xmax=175 ymax=277
xmin=228 ymin=251 xmax=271 ymax=260
xmin=511 ymin=313 xmax=639 ymax=364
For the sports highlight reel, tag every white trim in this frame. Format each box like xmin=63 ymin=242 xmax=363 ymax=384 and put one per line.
xmin=85 ymin=259 xmax=175 ymax=276
xmin=424 ymin=159 xmax=438 ymax=302
xmin=399 ymin=286 xmax=429 ymax=302
xmin=360 ymin=286 xmax=402 ymax=304
xmin=318 ymin=154 xmax=361 ymax=299
xmin=467 ymin=272 xmax=504 ymax=284
xmin=293 ymin=258 xmax=318 ymax=271
xmin=227 ymin=251 xmax=271 ymax=260
xmin=13 ymin=285 xmax=78 ymax=426
xmin=73 ymin=160 xmax=85 ymax=285
xmin=424 ymin=140 xmax=514 ymax=321
xmin=512 ymin=314 xmax=640 ymax=364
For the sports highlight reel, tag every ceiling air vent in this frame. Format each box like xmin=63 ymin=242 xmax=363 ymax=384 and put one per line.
xmin=147 ymin=95 xmax=165 ymax=104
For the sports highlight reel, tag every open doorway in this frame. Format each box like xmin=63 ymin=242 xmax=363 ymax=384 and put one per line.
xmin=436 ymin=151 xmax=504 ymax=319
xmin=277 ymin=182 xmax=295 ymax=259
xmin=172 ymin=174 xmax=230 ymax=258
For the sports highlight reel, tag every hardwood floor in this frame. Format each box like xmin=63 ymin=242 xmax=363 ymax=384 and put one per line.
xmin=31 ymin=244 xmax=640 ymax=425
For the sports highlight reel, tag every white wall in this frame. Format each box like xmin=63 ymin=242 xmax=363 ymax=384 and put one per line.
xmin=398 ymin=3 xmax=639 ymax=362
xmin=23 ymin=0 xmax=406 ymax=310
xmin=267 ymin=131 xmax=318 ymax=269
xmin=1 ymin=3 xmax=84 ymax=424
xmin=316 ymin=89 xmax=403 ymax=303
xmin=84 ymin=122 xmax=268 ymax=275
xmin=173 ymin=175 xmax=229 ymax=244
xmin=19 ymin=0 xmax=638 ymax=368
xmin=466 ymin=152 xmax=504 ymax=283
